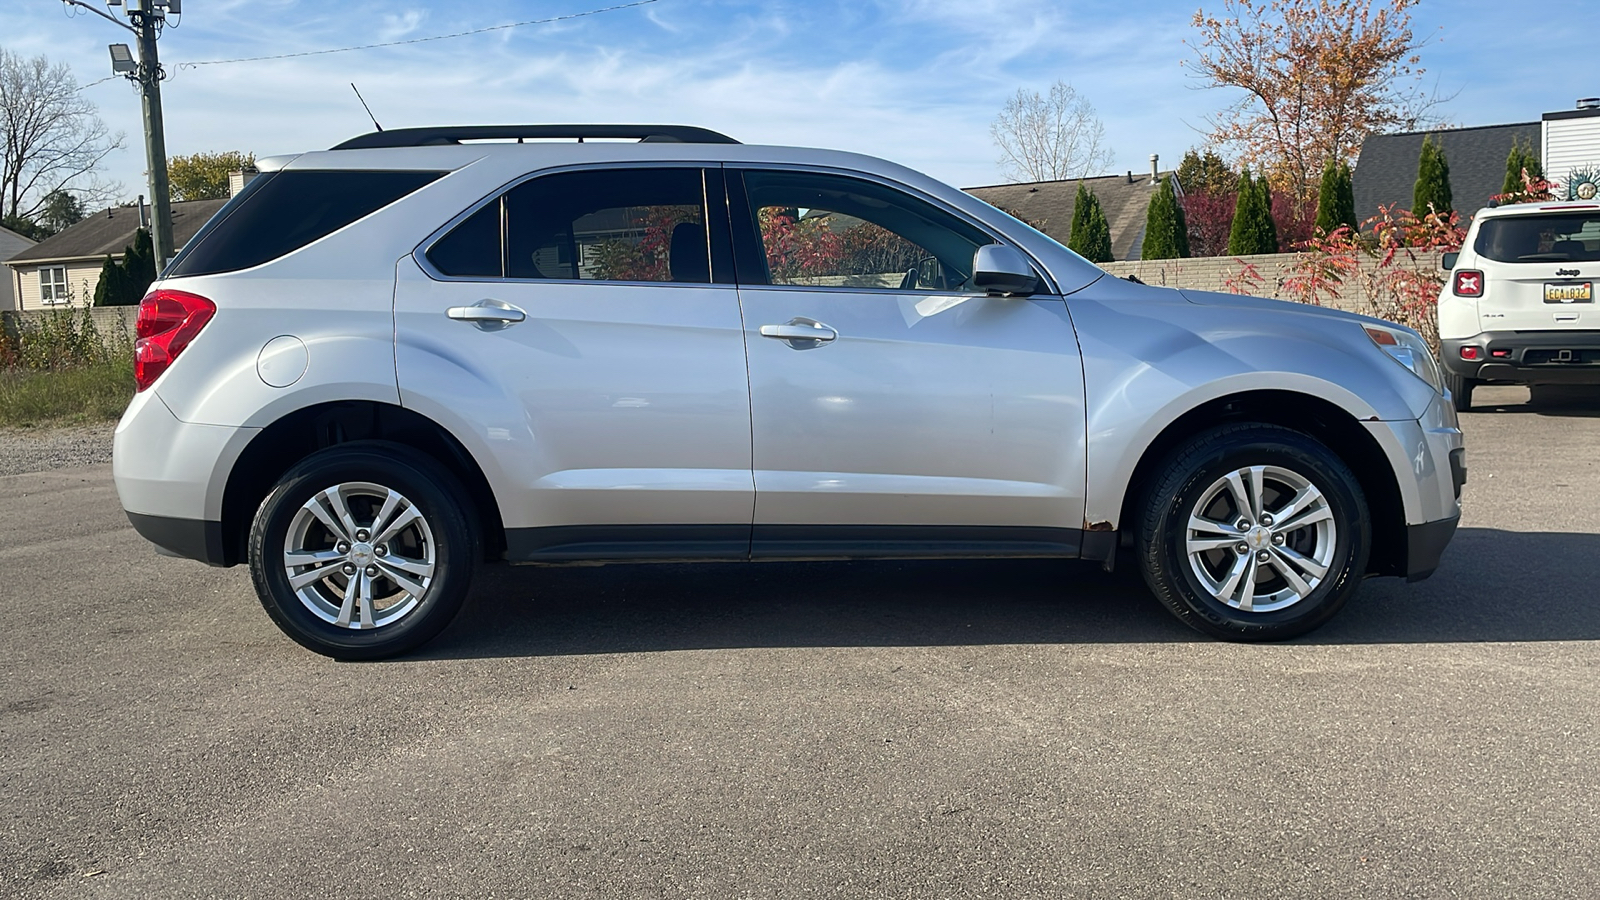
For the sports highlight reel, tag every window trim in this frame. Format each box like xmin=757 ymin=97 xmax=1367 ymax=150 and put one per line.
xmin=38 ymin=265 xmax=69 ymax=304
xmin=413 ymin=162 xmax=736 ymax=287
xmin=724 ymin=163 xmax=1060 ymax=296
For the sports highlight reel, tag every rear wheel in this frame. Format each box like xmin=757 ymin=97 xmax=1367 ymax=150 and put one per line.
xmin=1137 ymin=424 xmax=1370 ymax=641
xmin=1444 ymin=370 xmax=1475 ymax=412
xmin=249 ymin=442 xmax=478 ymax=660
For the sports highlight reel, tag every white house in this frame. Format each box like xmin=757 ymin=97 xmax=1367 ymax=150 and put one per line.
xmin=0 ymin=224 xmax=36 ymax=311
xmin=5 ymin=198 xmax=227 ymax=310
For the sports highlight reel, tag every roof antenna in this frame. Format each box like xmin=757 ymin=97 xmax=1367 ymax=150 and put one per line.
xmin=350 ymin=83 xmax=383 ymax=132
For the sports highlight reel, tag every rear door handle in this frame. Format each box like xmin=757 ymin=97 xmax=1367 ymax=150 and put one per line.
xmin=759 ymin=318 xmax=837 ymax=348
xmin=447 ymin=298 xmax=526 ymax=331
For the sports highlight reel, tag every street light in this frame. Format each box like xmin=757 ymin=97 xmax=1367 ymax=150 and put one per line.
xmin=108 ymin=43 xmax=135 ymax=74
xmin=64 ymin=0 xmax=176 ymax=271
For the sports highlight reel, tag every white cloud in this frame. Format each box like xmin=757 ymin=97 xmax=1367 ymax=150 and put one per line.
xmin=15 ymin=0 xmax=1592 ymax=212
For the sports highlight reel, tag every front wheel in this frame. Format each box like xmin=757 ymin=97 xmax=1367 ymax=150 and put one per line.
xmin=249 ymin=442 xmax=479 ymax=660
xmin=1136 ymin=424 xmax=1370 ymax=641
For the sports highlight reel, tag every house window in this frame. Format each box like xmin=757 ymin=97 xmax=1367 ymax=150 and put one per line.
xmin=39 ymin=266 xmax=69 ymax=304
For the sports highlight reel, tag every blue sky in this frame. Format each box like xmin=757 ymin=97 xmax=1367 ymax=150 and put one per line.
xmin=4 ymin=0 xmax=1592 ymax=205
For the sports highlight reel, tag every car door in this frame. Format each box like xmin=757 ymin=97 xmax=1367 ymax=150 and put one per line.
xmin=727 ymin=167 xmax=1088 ymax=557
xmin=394 ymin=165 xmax=754 ymax=560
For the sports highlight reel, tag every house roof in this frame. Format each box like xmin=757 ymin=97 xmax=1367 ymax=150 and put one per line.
xmin=0 ymin=224 xmax=35 ymax=260
xmin=963 ymin=172 xmax=1173 ymax=262
xmin=0 ymin=223 xmax=35 ymax=245
xmin=7 ymin=198 xmax=229 ymax=265
xmin=1352 ymin=122 xmax=1540 ymax=219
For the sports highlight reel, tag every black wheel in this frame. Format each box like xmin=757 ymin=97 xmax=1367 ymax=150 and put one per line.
xmin=1136 ymin=424 xmax=1370 ymax=641
xmin=1444 ymin=370 xmax=1475 ymax=412
xmin=249 ymin=441 xmax=479 ymax=660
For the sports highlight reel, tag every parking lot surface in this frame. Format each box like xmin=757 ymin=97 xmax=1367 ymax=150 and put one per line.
xmin=3 ymin=385 xmax=1598 ymax=899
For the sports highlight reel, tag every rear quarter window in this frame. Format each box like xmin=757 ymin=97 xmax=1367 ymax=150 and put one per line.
xmin=166 ymin=170 xmax=444 ymax=277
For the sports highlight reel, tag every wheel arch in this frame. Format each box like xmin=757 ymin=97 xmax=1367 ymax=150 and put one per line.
xmin=1113 ymin=389 xmax=1409 ymax=577
xmin=218 ymin=400 xmax=506 ymax=567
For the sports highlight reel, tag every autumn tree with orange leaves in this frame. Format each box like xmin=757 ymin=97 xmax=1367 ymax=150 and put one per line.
xmin=1186 ymin=0 xmax=1446 ymax=203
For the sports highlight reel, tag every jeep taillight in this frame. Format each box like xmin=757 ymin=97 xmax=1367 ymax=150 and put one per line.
xmin=1453 ymin=269 xmax=1484 ymax=297
xmin=135 ymin=289 xmax=216 ymax=392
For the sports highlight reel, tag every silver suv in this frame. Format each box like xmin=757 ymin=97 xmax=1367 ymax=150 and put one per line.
xmin=113 ymin=125 xmax=1464 ymax=658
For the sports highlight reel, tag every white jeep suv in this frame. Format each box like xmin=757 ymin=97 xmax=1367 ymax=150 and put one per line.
xmin=1440 ymin=199 xmax=1600 ymax=409
xmin=113 ymin=125 xmax=1465 ymax=658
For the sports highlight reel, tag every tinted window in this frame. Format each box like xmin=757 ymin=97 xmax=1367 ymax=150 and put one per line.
xmin=737 ymin=170 xmax=993 ymax=291
xmin=1475 ymin=212 xmax=1600 ymax=263
xmin=167 ymin=170 xmax=443 ymax=277
xmin=426 ymin=168 xmax=713 ymax=284
xmin=506 ymin=168 xmax=707 ymax=283
xmin=427 ymin=202 xmax=502 ymax=278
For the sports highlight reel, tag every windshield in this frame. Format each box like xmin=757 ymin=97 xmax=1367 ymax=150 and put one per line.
xmin=1474 ymin=212 xmax=1600 ymax=263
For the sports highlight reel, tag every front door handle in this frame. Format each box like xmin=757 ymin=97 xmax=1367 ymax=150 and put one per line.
xmin=447 ymin=298 xmax=526 ymax=331
xmin=759 ymin=318 xmax=837 ymax=349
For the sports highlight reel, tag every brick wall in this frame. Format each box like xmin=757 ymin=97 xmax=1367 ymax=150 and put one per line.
xmin=1100 ymin=250 xmax=1447 ymax=317
xmin=2 ymin=306 xmax=135 ymax=341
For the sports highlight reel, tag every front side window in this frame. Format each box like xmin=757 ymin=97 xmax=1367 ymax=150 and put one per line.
xmin=427 ymin=168 xmax=716 ymax=284
xmin=39 ymin=266 xmax=68 ymax=304
xmin=736 ymin=170 xmax=994 ymax=292
xmin=1475 ymin=212 xmax=1600 ymax=263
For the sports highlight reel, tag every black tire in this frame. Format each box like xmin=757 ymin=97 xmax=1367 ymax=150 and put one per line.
xmin=1136 ymin=424 xmax=1370 ymax=641
xmin=249 ymin=441 xmax=479 ymax=660
xmin=1444 ymin=370 xmax=1475 ymax=412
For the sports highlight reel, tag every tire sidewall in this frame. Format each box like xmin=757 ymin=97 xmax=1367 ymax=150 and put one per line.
xmin=249 ymin=443 xmax=476 ymax=660
xmin=1152 ymin=430 xmax=1370 ymax=639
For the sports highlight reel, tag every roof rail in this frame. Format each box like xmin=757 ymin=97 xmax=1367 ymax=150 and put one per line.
xmin=330 ymin=124 xmax=740 ymax=150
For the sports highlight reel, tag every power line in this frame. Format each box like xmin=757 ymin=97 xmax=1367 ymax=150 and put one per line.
xmin=175 ymin=0 xmax=660 ymax=70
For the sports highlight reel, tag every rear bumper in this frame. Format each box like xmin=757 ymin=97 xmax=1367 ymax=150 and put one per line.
xmin=126 ymin=512 xmax=231 ymax=567
xmin=1442 ymin=330 xmax=1600 ymax=384
xmin=1405 ymin=515 xmax=1459 ymax=582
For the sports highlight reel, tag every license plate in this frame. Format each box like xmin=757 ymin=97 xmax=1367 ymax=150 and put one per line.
xmin=1544 ymin=282 xmax=1593 ymax=303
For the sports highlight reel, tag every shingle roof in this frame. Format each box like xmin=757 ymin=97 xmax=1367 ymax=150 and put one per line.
xmin=8 ymin=198 xmax=229 ymax=264
xmin=0 ymin=224 xmax=35 ymax=246
xmin=963 ymin=172 xmax=1173 ymax=262
xmin=1352 ymin=122 xmax=1539 ymax=220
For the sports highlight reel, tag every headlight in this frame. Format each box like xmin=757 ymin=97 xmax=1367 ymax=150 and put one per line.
xmin=1364 ymin=324 xmax=1442 ymax=393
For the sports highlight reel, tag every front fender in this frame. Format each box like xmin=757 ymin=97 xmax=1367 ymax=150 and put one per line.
xmin=1068 ymin=280 xmax=1433 ymax=528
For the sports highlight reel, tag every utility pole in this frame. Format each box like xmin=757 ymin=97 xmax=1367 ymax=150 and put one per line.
xmin=132 ymin=4 xmax=174 ymax=271
xmin=65 ymin=0 xmax=179 ymax=271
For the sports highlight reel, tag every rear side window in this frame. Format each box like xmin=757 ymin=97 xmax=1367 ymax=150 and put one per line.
xmin=1475 ymin=212 xmax=1600 ymax=263
xmin=426 ymin=167 xmax=726 ymax=284
xmin=166 ymin=170 xmax=443 ymax=277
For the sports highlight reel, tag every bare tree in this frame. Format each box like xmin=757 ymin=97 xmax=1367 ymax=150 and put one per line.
xmin=990 ymin=81 xmax=1115 ymax=183
xmin=0 ymin=47 xmax=124 ymax=224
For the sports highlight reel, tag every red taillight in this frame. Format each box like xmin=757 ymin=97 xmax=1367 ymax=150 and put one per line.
xmin=1453 ymin=269 xmax=1484 ymax=297
xmin=1459 ymin=346 xmax=1481 ymax=360
xmin=134 ymin=289 xmax=215 ymax=392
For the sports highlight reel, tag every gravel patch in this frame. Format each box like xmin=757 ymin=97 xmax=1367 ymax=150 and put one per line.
xmin=0 ymin=424 xmax=115 ymax=477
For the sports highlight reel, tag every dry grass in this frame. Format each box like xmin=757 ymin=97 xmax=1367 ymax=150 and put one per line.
xmin=0 ymin=361 xmax=135 ymax=427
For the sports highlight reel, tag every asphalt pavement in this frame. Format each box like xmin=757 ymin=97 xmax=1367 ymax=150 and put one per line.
xmin=2 ymin=385 xmax=1598 ymax=899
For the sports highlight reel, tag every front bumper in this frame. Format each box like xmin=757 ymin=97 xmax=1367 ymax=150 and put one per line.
xmin=1404 ymin=515 xmax=1459 ymax=581
xmin=1442 ymin=330 xmax=1600 ymax=384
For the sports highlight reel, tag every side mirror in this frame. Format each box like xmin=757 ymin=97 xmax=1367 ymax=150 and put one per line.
xmin=1441 ymin=251 xmax=1458 ymax=271
xmin=972 ymin=245 xmax=1039 ymax=296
